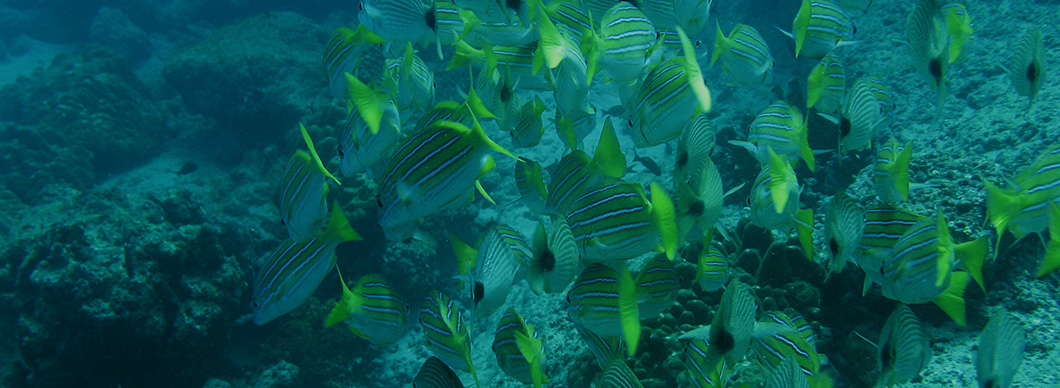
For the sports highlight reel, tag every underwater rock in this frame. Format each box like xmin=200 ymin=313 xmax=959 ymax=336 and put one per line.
xmin=89 ymin=7 xmax=150 ymax=66
xmin=4 ymin=192 xmax=249 ymax=388
xmin=162 ymin=12 xmax=328 ymax=146
xmin=251 ymin=361 xmax=299 ymax=388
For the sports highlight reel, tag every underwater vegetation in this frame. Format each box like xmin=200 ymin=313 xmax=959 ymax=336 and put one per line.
xmin=0 ymin=0 xmax=1058 ymax=388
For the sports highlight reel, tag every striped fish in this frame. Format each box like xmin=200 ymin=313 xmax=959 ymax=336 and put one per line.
xmin=749 ymin=148 xmax=801 ymax=233
xmin=567 ymin=263 xmax=641 ymax=355
xmin=544 ymin=0 xmax=593 ymax=45
xmin=358 ymin=0 xmax=436 ymax=44
xmin=555 ymin=107 xmax=597 ymax=151
xmin=676 ymin=157 xmax=724 ymax=244
xmin=785 ymin=309 xmax=817 ymax=343
xmin=751 ymin=311 xmax=826 ymax=387
xmin=824 ymin=191 xmax=863 ymax=280
xmin=515 ymin=157 xmax=549 ymax=213
xmin=679 ymin=279 xmax=756 ymax=381
xmin=634 ymin=256 xmax=680 ymax=318
xmin=873 ymin=138 xmax=913 ymax=203
xmin=835 ymin=77 xmax=880 ymax=154
xmin=376 ymin=115 xmax=515 ymax=241
xmin=879 ymin=212 xmax=987 ymax=325
xmin=537 ymin=12 xmax=593 ymax=118
xmin=475 ymin=63 xmax=523 ymax=131
xmin=865 ymin=75 xmax=897 ymax=113
xmin=630 ymin=28 xmax=712 ymax=147
xmin=496 ymin=225 xmax=533 ymax=280
xmin=791 ymin=0 xmax=856 ymax=59
xmin=572 ymin=316 xmax=624 ymax=368
xmin=941 ymin=1 xmax=973 ymax=64
xmin=565 ymin=182 xmax=678 ymax=261
xmin=527 ymin=218 xmax=580 ymax=294
xmin=449 ymin=225 xmax=528 ymax=317
xmin=806 ymin=51 xmax=845 ymax=114
xmin=976 ymin=311 xmax=1026 ymax=388
xmin=599 ymin=360 xmax=644 ymax=388
xmin=857 ymin=205 xmax=925 ymax=292
xmin=449 ymin=41 xmax=551 ymax=90
xmin=734 ymin=100 xmax=815 ymax=172
xmin=1004 ymin=27 xmax=1044 ymax=102
xmin=985 ymin=145 xmax=1060 ymax=238
xmin=252 ymin=203 xmax=361 ymax=325
xmin=413 ymin=100 xmax=481 ymax=134
xmin=339 ymin=75 xmax=402 ymax=180
xmin=650 ymin=29 xmax=703 ymax=63
xmin=712 ymin=22 xmax=775 ymax=86
xmin=684 ymin=337 xmax=731 ymax=388
xmin=414 ymin=356 xmax=464 ymax=388
xmin=1043 ymin=202 xmax=1060 ymax=277
xmin=462 ymin=10 xmax=537 ymax=47
xmin=545 ymin=119 xmax=627 ymax=215
xmin=323 ymin=272 xmax=410 ymax=345
xmin=322 ymin=25 xmax=385 ymax=100
xmin=381 ymin=43 xmax=435 ymax=112
xmin=906 ymin=0 xmax=950 ymax=112
xmin=509 ymin=95 xmax=546 ymax=147
xmin=280 ymin=124 xmax=341 ymax=241
xmin=638 ymin=0 xmax=713 ymax=36
xmin=590 ymin=2 xmax=657 ymax=83
xmin=433 ymin=1 xmax=470 ymax=47
xmin=696 ymin=239 xmax=730 ymax=292
xmin=674 ymin=113 xmax=717 ymax=188
xmin=420 ymin=291 xmax=478 ymax=383
xmin=492 ymin=309 xmax=547 ymax=387
xmin=877 ymin=304 xmax=932 ymax=387
xmin=767 ymin=357 xmax=809 ymax=388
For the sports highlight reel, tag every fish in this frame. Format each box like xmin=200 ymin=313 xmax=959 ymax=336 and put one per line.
xmin=555 ymin=107 xmax=598 ymax=151
xmin=823 ymin=191 xmax=864 ymax=280
xmin=323 ymin=25 xmax=386 ymax=100
xmin=585 ymin=1 xmax=657 ymax=83
xmin=492 ymin=309 xmax=547 ymax=387
xmin=676 ymin=157 xmax=724 ymax=244
xmin=414 ymin=356 xmax=465 ymax=388
xmin=878 ymin=211 xmax=988 ymax=325
xmin=542 ymin=118 xmax=627 ymax=215
xmin=941 ymin=1 xmax=973 ymax=64
xmin=449 ymin=41 xmax=552 ymax=90
xmin=376 ymin=112 xmax=515 ymax=241
xmin=684 ymin=337 xmax=732 ymax=388
xmin=674 ymin=113 xmax=717 ymax=188
xmin=984 ymin=145 xmax=1060 ymax=263
xmin=420 ymin=291 xmax=478 ymax=384
xmin=906 ymin=0 xmax=950 ymax=112
xmin=749 ymin=148 xmax=801 ymax=232
xmin=1043 ymin=202 xmax=1060 ymax=277
xmin=975 ymin=310 xmax=1026 ymax=388
xmin=789 ymin=0 xmax=857 ymax=59
xmin=340 ymin=74 xmax=403 ymax=180
xmin=637 ymin=0 xmax=714 ymax=36
xmin=527 ymin=218 xmax=580 ymax=294
xmin=565 ymin=182 xmax=678 ymax=261
xmin=324 ymin=272 xmax=410 ymax=345
xmin=877 ymin=304 xmax=932 ymax=387
xmin=508 ymin=95 xmax=546 ymax=147
xmin=358 ymin=0 xmax=437 ymax=44
xmin=785 ymin=308 xmax=818 ymax=344
xmin=252 ymin=203 xmax=362 ymax=325
xmin=629 ymin=27 xmax=712 ymax=148
xmin=752 ymin=311 xmax=829 ymax=388
xmin=806 ymin=51 xmax=845 ymax=114
xmin=572 ymin=315 xmax=625 ymax=368
xmin=474 ymin=63 xmax=523 ymax=131
xmin=733 ymin=100 xmax=815 ymax=172
xmin=567 ymin=263 xmax=641 ymax=356
xmin=651 ymin=29 xmax=705 ymax=63
xmin=280 ymin=124 xmax=342 ymax=241
xmin=766 ymin=357 xmax=809 ymax=388
xmin=433 ymin=1 xmax=473 ymax=47
xmin=865 ymin=75 xmax=897 ymax=114
xmin=830 ymin=78 xmax=881 ymax=154
xmin=696 ymin=237 xmax=731 ymax=292
xmin=679 ymin=279 xmax=758 ymax=375
xmin=1004 ymin=27 xmax=1045 ymax=102
xmin=712 ymin=22 xmax=775 ymax=86
xmin=461 ymin=9 xmax=538 ymax=47
xmin=542 ymin=0 xmax=593 ymax=45
xmin=381 ymin=43 xmax=436 ymax=112
xmin=515 ymin=157 xmax=549 ymax=213
xmin=873 ymin=138 xmax=914 ymax=203
xmin=599 ymin=360 xmax=644 ymax=388
xmin=857 ymin=205 xmax=926 ymax=293
xmin=536 ymin=11 xmax=593 ymax=118
xmin=448 ymin=225 xmax=530 ymax=317
xmin=634 ymin=256 xmax=681 ymax=318
xmin=631 ymin=148 xmax=663 ymax=176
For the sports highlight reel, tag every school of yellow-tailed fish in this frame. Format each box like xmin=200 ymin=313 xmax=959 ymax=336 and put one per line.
xmin=249 ymin=0 xmax=1052 ymax=387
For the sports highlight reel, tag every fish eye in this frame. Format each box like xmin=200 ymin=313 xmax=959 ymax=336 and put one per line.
xmin=251 ymin=301 xmax=259 ymax=308
xmin=337 ymin=148 xmax=345 ymax=157
xmin=376 ymin=199 xmax=383 ymax=207
xmin=358 ymin=2 xmax=363 ymax=11
xmin=627 ymin=119 xmax=633 ymax=128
